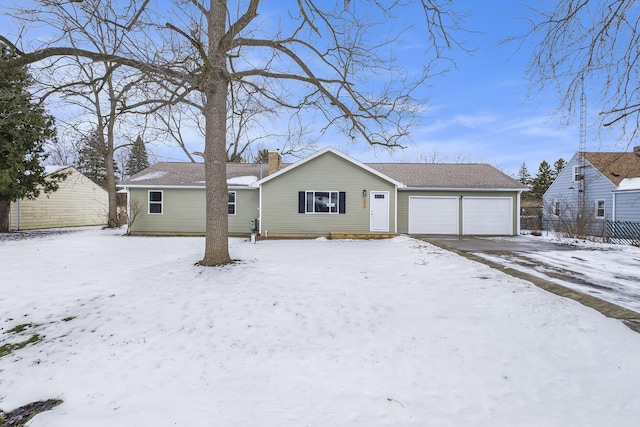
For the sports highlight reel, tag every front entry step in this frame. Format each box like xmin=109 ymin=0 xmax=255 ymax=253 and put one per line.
xmin=330 ymin=231 xmax=399 ymax=240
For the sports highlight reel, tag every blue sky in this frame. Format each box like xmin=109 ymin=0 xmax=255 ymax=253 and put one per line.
xmin=350 ymin=1 xmax=571 ymax=172
xmin=344 ymin=0 xmax=626 ymax=175
xmin=1 ymin=0 xmax=629 ymax=176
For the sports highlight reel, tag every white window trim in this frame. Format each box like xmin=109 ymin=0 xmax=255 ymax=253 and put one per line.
xmin=595 ymin=199 xmax=605 ymax=219
xmin=148 ymin=190 xmax=163 ymax=215
xmin=305 ymin=190 xmax=340 ymax=214
xmin=228 ymin=191 xmax=237 ymax=216
xmin=572 ymin=165 xmax=583 ymax=183
xmin=553 ymin=200 xmax=560 ymax=216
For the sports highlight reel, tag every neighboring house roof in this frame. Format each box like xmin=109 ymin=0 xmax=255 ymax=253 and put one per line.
xmin=44 ymin=165 xmax=72 ymax=176
xmin=615 ymin=177 xmax=640 ymax=192
xmin=581 ymin=151 xmax=640 ymax=185
xmin=368 ymin=163 xmax=526 ymax=190
xmin=119 ymin=148 xmax=525 ymax=191
xmin=121 ymin=162 xmax=268 ymax=188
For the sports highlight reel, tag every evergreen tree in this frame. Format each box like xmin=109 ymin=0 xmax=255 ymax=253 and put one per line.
xmin=75 ymin=130 xmax=118 ymax=189
xmin=0 ymin=43 xmax=64 ymax=232
xmin=226 ymin=152 xmax=246 ymax=163
xmin=530 ymin=160 xmax=554 ymax=199
xmin=125 ymin=135 xmax=150 ymax=177
xmin=254 ymin=149 xmax=269 ymax=164
xmin=517 ymin=162 xmax=532 ymax=185
xmin=552 ymin=158 xmax=566 ymax=180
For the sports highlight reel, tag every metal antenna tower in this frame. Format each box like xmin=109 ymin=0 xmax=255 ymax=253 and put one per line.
xmin=578 ymin=82 xmax=587 ymax=211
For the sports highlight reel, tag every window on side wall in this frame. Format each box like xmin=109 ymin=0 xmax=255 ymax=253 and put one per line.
xmin=298 ymin=191 xmax=346 ymax=214
xmin=148 ymin=190 xmax=163 ymax=214
xmin=572 ymin=165 xmax=583 ymax=183
xmin=595 ymin=199 xmax=605 ymax=219
xmin=553 ymin=200 xmax=560 ymax=216
xmin=228 ymin=192 xmax=236 ymax=215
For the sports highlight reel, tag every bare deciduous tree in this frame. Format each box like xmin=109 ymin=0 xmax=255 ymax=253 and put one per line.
xmin=1 ymin=0 xmax=466 ymax=265
xmin=15 ymin=0 xmax=175 ymax=228
xmin=523 ymin=1 xmax=640 ymax=140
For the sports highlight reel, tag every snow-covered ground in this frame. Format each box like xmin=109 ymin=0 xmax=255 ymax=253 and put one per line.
xmin=478 ymin=233 xmax=640 ymax=313
xmin=1 ymin=228 xmax=640 ymax=426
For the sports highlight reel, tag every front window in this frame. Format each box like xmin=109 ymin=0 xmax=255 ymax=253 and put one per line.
xmin=148 ymin=190 xmax=163 ymax=214
xmin=306 ymin=191 xmax=338 ymax=213
xmin=595 ymin=199 xmax=605 ymax=218
xmin=228 ymin=192 xmax=236 ymax=215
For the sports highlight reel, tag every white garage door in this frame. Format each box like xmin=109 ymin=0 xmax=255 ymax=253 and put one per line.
xmin=408 ymin=197 xmax=459 ymax=234
xmin=462 ymin=197 xmax=513 ymax=235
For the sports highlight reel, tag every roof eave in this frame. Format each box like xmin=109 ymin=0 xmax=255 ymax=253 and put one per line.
xmin=401 ymin=186 xmax=525 ymax=192
xmin=118 ymin=184 xmax=257 ymax=190
xmin=118 ymin=184 xmax=205 ymax=189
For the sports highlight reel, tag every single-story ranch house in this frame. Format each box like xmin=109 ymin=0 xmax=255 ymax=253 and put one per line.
xmin=119 ymin=147 xmax=527 ymax=237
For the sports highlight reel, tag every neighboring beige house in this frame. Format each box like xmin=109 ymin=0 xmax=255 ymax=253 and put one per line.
xmin=120 ymin=147 xmax=527 ymax=237
xmin=9 ymin=166 xmax=108 ymax=231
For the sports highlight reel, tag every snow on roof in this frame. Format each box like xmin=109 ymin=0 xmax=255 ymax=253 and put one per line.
xmin=130 ymin=171 xmax=167 ymax=181
xmin=227 ymin=175 xmax=258 ymax=186
xmin=44 ymin=165 xmax=69 ymax=176
xmin=616 ymin=177 xmax=640 ymax=191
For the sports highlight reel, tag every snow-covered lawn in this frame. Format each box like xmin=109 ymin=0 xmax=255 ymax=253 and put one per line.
xmin=2 ymin=228 xmax=640 ymax=426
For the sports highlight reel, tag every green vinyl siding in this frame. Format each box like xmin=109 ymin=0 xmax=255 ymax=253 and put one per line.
xmin=397 ymin=190 xmax=520 ymax=234
xmin=129 ymin=187 xmax=258 ymax=234
xmin=230 ymin=190 xmax=260 ymax=233
xmin=260 ymin=152 xmax=396 ymax=234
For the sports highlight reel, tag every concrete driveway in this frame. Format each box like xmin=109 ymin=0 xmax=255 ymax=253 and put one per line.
xmin=418 ymin=235 xmax=577 ymax=253
xmin=414 ymin=234 xmax=640 ymax=331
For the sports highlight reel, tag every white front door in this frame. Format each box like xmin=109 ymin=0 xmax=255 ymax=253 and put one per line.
xmin=370 ymin=191 xmax=389 ymax=232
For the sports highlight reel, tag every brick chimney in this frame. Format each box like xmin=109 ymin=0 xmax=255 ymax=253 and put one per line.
xmin=267 ymin=150 xmax=282 ymax=175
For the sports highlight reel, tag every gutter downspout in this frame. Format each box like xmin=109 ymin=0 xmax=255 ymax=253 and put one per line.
xmin=394 ymin=186 xmax=398 ymax=233
xmin=258 ymin=183 xmax=263 ymax=235
xmin=15 ymin=200 xmax=20 ymax=231
xmin=516 ymin=191 xmax=522 ymax=235
xmin=612 ymin=191 xmax=616 ymax=221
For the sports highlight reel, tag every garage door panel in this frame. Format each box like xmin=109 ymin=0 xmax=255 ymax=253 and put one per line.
xmin=409 ymin=197 xmax=459 ymax=234
xmin=463 ymin=197 xmax=512 ymax=235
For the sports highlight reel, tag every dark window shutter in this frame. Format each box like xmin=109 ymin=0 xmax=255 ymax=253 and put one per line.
xmin=298 ymin=191 xmax=305 ymax=213
xmin=339 ymin=192 xmax=346 ymax=214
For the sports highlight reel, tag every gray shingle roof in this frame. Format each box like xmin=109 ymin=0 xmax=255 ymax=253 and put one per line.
xmin=367 ymin=163 xmax=526 ymax=189
xmin=121 ymin=162 xmax=268 ymax=187
xmin=120 ymin=160 xmax=525 ymax=190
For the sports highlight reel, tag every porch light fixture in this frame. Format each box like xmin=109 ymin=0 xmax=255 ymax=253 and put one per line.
xmin=362 ymin=189 xmax=366 ymax=197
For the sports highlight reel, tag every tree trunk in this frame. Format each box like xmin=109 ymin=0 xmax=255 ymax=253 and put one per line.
xmin=0 ymin=200 xmax=10 ymax=232
xmin=107 ymin=163 xmax=118 ymax=228
xmin=104 ymin=147 xmax=118 ymax=228
xmin=105 ymin=76 xmax=119 ymax=228
xmin=199 ymin=1 xmax=232 ymax=266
